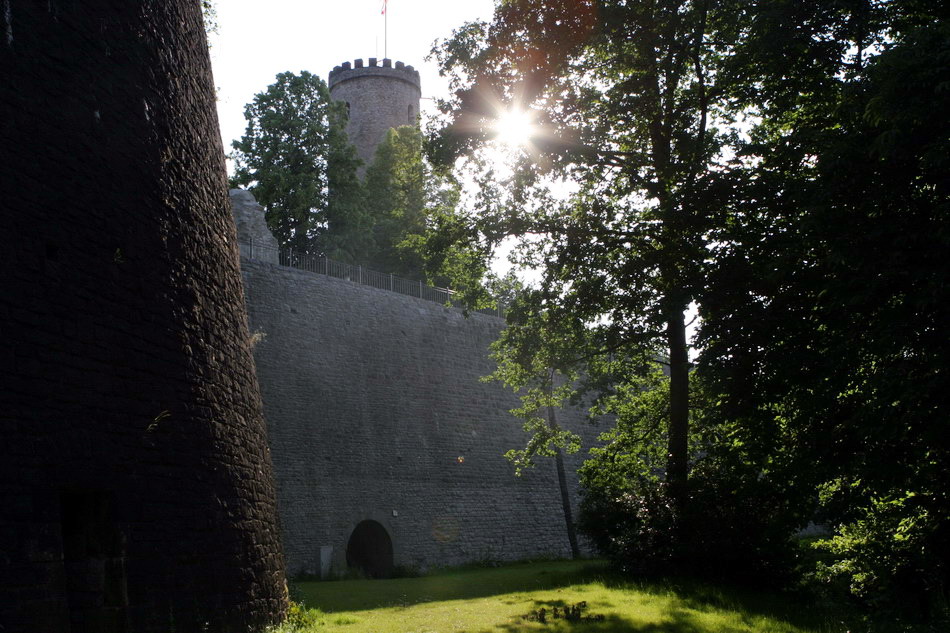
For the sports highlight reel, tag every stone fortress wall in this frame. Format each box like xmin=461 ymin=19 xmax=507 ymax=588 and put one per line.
xmin=227 ymin=57 xmax=602 ymax=578
xmin=328 ymin=58 xmax=422 ymax=170
xmin=233 ymin=193 xmax=603 ymax=577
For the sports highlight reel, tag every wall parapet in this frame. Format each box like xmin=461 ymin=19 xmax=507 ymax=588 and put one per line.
xmin=238 ymin=239 xmax=503 ymax=318
xmin=328 ymin=58 xmax=420 ymax=91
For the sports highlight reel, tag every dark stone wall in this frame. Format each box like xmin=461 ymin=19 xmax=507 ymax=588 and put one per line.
xmin=0 ymin=2 xmax=286 ymax=632
xmin=240 ymin=259 xmax=602 ymax=577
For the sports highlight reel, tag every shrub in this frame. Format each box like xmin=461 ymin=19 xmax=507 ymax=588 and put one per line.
xmin=578 ymin=475 xmax=680 ymax=576
xmin=267 ymin=601 xmax=324 ymax=632
xmin=577 ymin=400 xmax=805 ymax=583
xmin=811 ymin=491 xmax=949 ymax=629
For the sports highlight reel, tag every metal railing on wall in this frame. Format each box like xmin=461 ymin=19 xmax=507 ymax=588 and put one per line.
xmin=238 ymin=238 xmax=503 ymax=318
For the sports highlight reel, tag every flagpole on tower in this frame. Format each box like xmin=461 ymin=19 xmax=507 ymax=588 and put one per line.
xmin=381 ymin=0 xmax=388 ymax=59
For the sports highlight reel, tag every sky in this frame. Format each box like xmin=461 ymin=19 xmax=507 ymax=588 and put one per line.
xmin=208 ymin=0 xmax=496 ymax=167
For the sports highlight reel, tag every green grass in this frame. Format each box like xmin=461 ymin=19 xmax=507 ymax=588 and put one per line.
xmin=275 ymin=560 xmax=856 ymax=633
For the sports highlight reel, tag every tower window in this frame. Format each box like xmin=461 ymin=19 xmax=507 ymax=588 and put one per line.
xmin=408 ymin=105 xmax=414 ymax=123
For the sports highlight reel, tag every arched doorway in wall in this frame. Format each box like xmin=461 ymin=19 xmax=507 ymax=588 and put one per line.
xmin=345 ymin=520 xmax=394 ymax=578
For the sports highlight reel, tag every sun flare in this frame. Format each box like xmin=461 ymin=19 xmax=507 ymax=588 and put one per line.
xmin=491 ymin=107 xmax=538 ymax=150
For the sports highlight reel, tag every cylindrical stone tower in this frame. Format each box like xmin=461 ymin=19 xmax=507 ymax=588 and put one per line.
xmin=0 ymin=3 xmax=286 ymax=632
xmin=329 ymin=58 xmax=422 ymax=170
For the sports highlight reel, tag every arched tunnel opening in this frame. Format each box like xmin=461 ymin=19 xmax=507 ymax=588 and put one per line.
xmin=346 ymin=520 xmax=394 ymax=579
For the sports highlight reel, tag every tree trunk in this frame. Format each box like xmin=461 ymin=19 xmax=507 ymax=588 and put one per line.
xmin=666 ymin=306 xmax=691 ymax=513
xmin=1 ymin=2 xmax=287 ymax=632
xmin=549 ymin=405 xmax=581 ymax=559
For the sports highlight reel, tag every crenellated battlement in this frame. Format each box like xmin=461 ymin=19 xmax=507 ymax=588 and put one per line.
xmin=328 ymin=58 xmax=421 ymax=91
xmin=328 ymin=57 xmax=423 ymax=171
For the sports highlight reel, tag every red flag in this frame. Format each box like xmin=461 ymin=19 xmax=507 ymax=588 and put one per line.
xmin=381 ymin=0 xmax=387 ymax=15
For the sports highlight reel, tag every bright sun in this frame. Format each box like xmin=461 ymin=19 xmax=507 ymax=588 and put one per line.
xmin=491 ymin=107 xmax=538 ymax=150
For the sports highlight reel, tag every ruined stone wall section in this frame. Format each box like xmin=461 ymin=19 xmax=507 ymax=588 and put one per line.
xmin=230 ymin=188 xmax=279 ymax=263
xmin=328 ymin=59 xmax=422 ymax=170
xmin=240 ymin=260 xmax=601 ymax=576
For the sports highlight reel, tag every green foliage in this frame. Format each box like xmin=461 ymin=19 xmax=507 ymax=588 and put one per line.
xmin=231 ymin=75 xmax=475 ymax=285
xmin=577 ymin=367 xmax=802 ymax=582
xmin=362 ymin=126 xmax=436 ymax=278
xmin=417 ymin=155 xmax=521 ymax=312
xmin=700 ymin=2 xmax=950 ymax=610
xmin=363 ymin=126 xmax=498 ymax=296
xmin=578 ymin=474 xmax=679 ymax=577
xmin=270 ymin=601 xmax=325 ymax=632
xmin=429 ymin=0 xmax=950 ymax=621
xmin=812 ymin=491 xmax=948 ymax=625
xmin=230 ymin=71 xmax=364 ymax=256
xmin=697 ymin=3 xmax=950 ymax=619
xmin=432 ymin=3 xmax=950 ymax=621
xmin=431 ymin=0 xmax=738 ymax=554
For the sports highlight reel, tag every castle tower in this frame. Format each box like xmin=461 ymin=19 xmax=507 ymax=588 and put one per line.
xmin=1 ymin=3 xmax=286 ymax=631
xmin=329 ymin=58 xmax=422 ymax=171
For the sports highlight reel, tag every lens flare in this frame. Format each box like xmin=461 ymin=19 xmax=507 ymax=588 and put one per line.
xmin=491 ymin=107 xmax=537 ymax=150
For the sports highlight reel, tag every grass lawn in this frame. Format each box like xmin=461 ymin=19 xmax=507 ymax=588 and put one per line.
xmin=283 ymin=560 xmax=854 ymax=632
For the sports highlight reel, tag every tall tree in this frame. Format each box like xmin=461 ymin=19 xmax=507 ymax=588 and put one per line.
xmin=363 ymin=125 xmax=472 ymax=283
xmin=231 ymin=71 xmax=365 ymax=256
xmin=434 ymin=0 xmax=950 ymax=608
xmin=432 ymin=0 xmax=729 ymax=527
xmin=363 ymin=126 xmax=429 ymax=277
xmin=698 ymin=0 xmax=950 ymax=616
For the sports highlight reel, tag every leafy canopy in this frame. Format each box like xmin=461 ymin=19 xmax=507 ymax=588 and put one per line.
xmin=433 ymin=2 xmax=950 ymax=609
xmin=431 ymin=0 xmax=736 ymax=514
xmin=231 ymin=70 xmax=363 ymax=257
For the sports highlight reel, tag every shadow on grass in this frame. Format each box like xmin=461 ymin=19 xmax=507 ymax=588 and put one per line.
xmin=294 ymin=559 xmax=852 ymax=632
xmin=588 ymin=572 xmax=852 ymax=632
xmin=295 ymin=560 xmax=611 ymax=613
xmin=490 ymin=613 xmax=665 ymax=632
xmin=463 ymin=610 xmax=743 ymax=633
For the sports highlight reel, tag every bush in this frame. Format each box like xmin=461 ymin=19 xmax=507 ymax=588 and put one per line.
xmin=811 ymin=491 xmax=949 ymax=629
xmin=578 ymin=469 xmax=801 ymax=584
xmin=577 ymin=396 xmax=805 ymax=584
xmin=269 ymin=601 xmax=324 ymax=632
xmin=578 ymin=475 xmax=679 ymax=576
